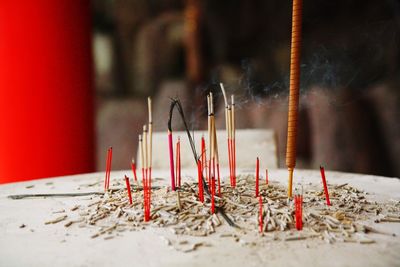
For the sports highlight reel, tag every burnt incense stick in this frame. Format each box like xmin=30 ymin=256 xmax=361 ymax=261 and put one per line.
xmin=228 ymin=105 xmax=234 ymax=186
xmin=168 ymin=130 xmax=176 ymax=191
xmin=139 ymin=135 xmax=145 ymax=183
xmin=212 ymin=105 xmax=221 ymax=197
xmin=220 ymin=83 xmax=232 ymax=185
xmin=207 ymin=94 xmax=212 ymax=185
xmin=140 ymin=132 xmax=149 ymax=221
xmin=169 ymin=99 xmax=200 ymax=164
xmin=108 ymin=147 xmax=113 ymax=190
xmin=148 ymin=97 xmax=153 ymax=181
xmin=143 ymin=125 xmax=148 ymax=180
xmin=125 ymin=175 xmax=133 ymax=205
xmin=104 ymin=148 xmax=110 ymax=191
xmin=168 ymin=98 xmax=208 ymax=193
xmin=168 ymin=100 xmax=176 ymax=191
xmin=210 ymin=93 xmax=215 ymax=175
xmin=9 ymin=192 xmax=106 ymax=199
xmin=131 ymin=159 xmax=138 ymax=182
xmin=176 ymin=137 xmax=181 ymax=188
xmin=231 ymin=95 xmax=236 ymax=187
xmin=286 ymin=0 xmax=303 ymax=198
xmin=201 ymin=135 xmax=207 ymax=182
xmin=8 ymin=186 xmax=163 ymax=199
xmin=140 ymin=130 xmax=151 ymax=221
xmin=104 ymin=147 xmax=112 ymax=191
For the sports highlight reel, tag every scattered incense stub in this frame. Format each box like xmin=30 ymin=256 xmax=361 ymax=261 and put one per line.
xmin=70 ymin=205 xmax=80 ymax=211
xmin=45 ymin=215 xmax=67 ymax=225
xmin=131 ymin=159 xmax=138 ymax=182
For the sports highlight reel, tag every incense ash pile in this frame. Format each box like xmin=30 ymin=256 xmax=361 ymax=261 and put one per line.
xmin=47 ymin=175 xmax=400 ymax=250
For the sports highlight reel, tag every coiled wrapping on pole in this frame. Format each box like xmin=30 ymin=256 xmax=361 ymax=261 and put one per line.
xmin=286 ymin=0 xmax=302 ymax=170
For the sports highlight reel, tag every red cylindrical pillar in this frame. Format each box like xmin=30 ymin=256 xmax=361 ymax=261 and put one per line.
xmin=0 ymin=1 xmax=95 ymax=183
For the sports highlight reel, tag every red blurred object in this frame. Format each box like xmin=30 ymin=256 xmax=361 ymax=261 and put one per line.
xmin=0 ymin=1 xmax=94 ymax=183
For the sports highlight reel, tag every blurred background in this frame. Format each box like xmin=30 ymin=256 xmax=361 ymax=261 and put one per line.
xmin=1 ymin=0 xmax=399 ymax=183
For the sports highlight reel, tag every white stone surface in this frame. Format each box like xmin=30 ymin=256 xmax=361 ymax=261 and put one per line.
xmin=0 ymin=169 xmax=399 ymax=267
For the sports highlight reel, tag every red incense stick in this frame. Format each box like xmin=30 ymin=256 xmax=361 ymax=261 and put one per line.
xmin=228 ymin=138 xmax=233 ymax=186
xmin=217 ymin=163 xmax=221 ymax=197
xmin=168 ymin=130 xmax=176 ymax=191
xmin=201 ymin=136 xmax=206 ymax=178
xmin=148 ymin=170 xmax=151 ymax=218
xmin=145 ymin=174 xmax=151 ymax=221
xmin=265 ymin=169 xmax=269 ymax=185
xmin=124 ymin=175 xmax=133 ymax=204
xmin=197 ymin=160 xmax=204 ymax=202
xmin=212 ymin=158 xmax=216 ymax=189
xmin=104 ymin=147 xmax=112 ymax=191
xmin=231 ymin=95 xmax=236 ymax=187
xmin=295 ymin=193 xmax=303 ymax=230
xmin=259 ymin=196 xmax=263 ymax=233
xmin=232 ymin=138 xmax=236 ymax=187
xmin=211 ymin=177 xmax=215 ymax=214
xmin=319 ymin=166 xmax=331 ymax=206
xmin=131 ymin=159 xmax=137 ymax=182
xmin=175 ymin=139 xmax=179 ymax=187
xmin=104 ymin=148 xmax=110 ymax=191
xmin=176 ymin=138 xmax=181 ymax=187
xmin=255 ymin=157 xmax=260 ymax=197
xmin=208 ymin=159 xmax=212 ymax=187
xmin=107 ymin=147 xmax=113 ymax=190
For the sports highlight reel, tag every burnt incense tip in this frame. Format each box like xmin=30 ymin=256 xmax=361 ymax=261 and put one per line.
xmin=220 ymin=83 xmax=228 ymax=106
